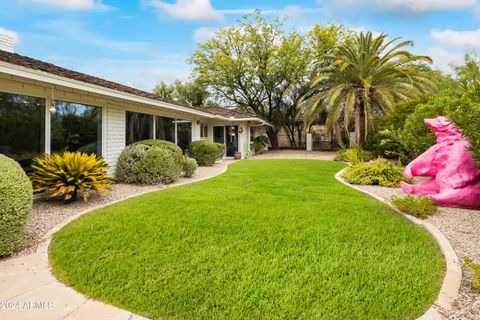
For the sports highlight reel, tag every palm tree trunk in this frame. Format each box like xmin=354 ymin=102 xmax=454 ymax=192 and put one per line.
xmin=355 ymin=101 xmax=366 ymax=146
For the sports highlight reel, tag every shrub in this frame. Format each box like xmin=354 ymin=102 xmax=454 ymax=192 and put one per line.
xmin=183 ymin=158 xmax=198 ymax=177
xmin=31 ymin=151 xmax=110 ymax=202
xmin=116 ymin=142 xmax=182 ymax=184
xmin=252 ymin=135 xmax=269 ymax=153
xmin=391 ymin=196 xmax=437 ymax=219
xmin=463 ymin=257 xmax=480 ymax=292
xmin=0 ymin=155 xmax=33 ymax=256
xmin=335 ymin=148 xmax=374 ymax=164
xmin=133 ymin=139 xmax=183 ymax=163
xmin=115 ymin=144 xmax=150 ymax=183
xmin=341 ymin=158 xmax=410 ymax=187
xmin=137 ymin=147 xmax=181 ymax=184
xmin=215 ymin=143 xmax=225 ymax=160
xmin=189 ymin=140 xmax=219 ymax=166
xmin=448 ymin=81 xmax=480 ymax=163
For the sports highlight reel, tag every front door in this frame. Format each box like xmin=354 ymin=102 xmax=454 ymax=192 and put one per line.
xmin=226 ymin=125 xmax=238 ymax=157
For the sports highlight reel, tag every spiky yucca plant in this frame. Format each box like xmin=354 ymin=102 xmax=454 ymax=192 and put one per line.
xmin=30 ymin=151 xmax=110 ymax=202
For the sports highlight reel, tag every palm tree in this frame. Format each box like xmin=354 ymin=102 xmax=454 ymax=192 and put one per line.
xmin=302 ymin=31 xmax=435 ymax=146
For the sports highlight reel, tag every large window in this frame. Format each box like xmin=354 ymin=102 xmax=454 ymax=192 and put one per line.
xmin=200 ymin=124 xmax=208 ymax=138
xmin=155 ymin=116 xmax=175 ymax=142
xmin=176 ymin=119 xmax=192 ymax=153
xmin=51 ymin=101 xmax=102 ymax=155
xmin=126 ymin=111 xmax=153 ymax=145
xmin=0 ymin=92 xmax=45 ymax=170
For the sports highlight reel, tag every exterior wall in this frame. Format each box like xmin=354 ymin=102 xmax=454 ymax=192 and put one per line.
xmin=104 ymin=104 xmax=125 ymax=175
xmin=0 ymin=72 xmax=258 ymax=177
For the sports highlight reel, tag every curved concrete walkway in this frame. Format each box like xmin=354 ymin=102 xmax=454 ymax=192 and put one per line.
xmin=0 ymin=152 xmax=459 ymax=320
xmin=0 ymin=162 xmax=232 ymax=320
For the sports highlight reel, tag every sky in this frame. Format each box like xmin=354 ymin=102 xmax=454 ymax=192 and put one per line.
xmin=0 ymin=0 xmax=479 ymax=91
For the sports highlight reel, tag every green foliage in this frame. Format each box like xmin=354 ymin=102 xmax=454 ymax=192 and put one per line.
xmin=152 ymin=79 xmax=211 ymax=107
xmin=463 ymin=257 xmax=480 ymax=292
xmin=342 ymin=158 xmax=410 ymax=187
xmin=132 ymin=139 xmax=184 ymax=164
xmin=50 ymin=160 xmax=444 ymax=320
xmin=183 ymin=158 xmax=198 ymax=178
xmin=391 ymin=196 xmax=437 ymax=219
xmin=402 ymin=89 xmax=462 ymax=158
xmin=189 ymin=140 xmax=219 ymax=166
xmin=138 ymin=147 xmax=181 ymax=184
xmin=30 ymin=152 xmax=110 ymax=202
xmin=334 ymin=148 xmax=374 ymax=164
xmin=215 ymin=143 xmax=225 ymax=160
xmin=116 ymin=141 xmax=183 ymax=184
xmin=115 ymin=144 xmax=150 ymax=183
xmin=448 ymin=81 xmax=480 ymax=163
xmin=302 ymin=31 xmax=435 ymax=145
xmin=365 ymin=89 xmax=465 ymax=162
xmin=189 ymin=12 xmax=315 ymax=148
xmin=252 ymin=135 xmax=269 ymax=152
xmin=0 ymin=155 xmax=32 ymax=256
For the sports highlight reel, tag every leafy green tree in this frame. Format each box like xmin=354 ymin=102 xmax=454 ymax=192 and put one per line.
xmin=452 ymin=51 xmax=480 ymax=87
xmin=302 ymin=32 xmax=436 ymax=146
xmin=153 ymin=79 xmax=210 ymax=107
xmin=189 ymin=12 xmax=313 ymax=148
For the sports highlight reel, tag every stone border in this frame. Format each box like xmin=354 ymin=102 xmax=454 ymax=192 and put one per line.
xmin=335 ymin=167 xmax=462 ymax=320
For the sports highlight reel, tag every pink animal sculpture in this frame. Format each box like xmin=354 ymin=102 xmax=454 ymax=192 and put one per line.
xmin=400 ymin=116 xmax=480 ymax=209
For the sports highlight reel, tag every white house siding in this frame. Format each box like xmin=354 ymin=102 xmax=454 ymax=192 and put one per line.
xmin=104 ymin=104 xmax=125 ymax=175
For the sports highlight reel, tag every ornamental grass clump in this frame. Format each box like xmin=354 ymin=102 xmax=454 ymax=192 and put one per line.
xmin=391 ymin=196 xmax=437 ymax=219
xmin=335 ymin=148 xmax=374 ymax=164
xmin=0 ymin=155 xmax=33 ymax=256
xmin=463 ymin=257 xmax=480 ymax=292
xmin=341 ymin=158 xmax=410 ymax=187
xmin=30 ymin=151 xmax=110 ymax=202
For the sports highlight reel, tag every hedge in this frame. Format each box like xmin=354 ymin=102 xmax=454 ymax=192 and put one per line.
xmin=0 ymin=155 xmax=33 ymax=256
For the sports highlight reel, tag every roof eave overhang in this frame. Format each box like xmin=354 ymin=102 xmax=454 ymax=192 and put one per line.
xmin=0 ymin=61 xmax=267 ymax=125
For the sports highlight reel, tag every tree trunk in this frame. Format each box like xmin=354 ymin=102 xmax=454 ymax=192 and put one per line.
xmin=355 ymin=102 xmax=366 ymax=146
xmin=266 ymin=126 xmax=279 ymax=150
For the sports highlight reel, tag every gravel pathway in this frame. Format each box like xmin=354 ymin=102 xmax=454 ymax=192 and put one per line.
xmin=5 ymin=162 xmax=230 ymax=260
xmin=357 ymin=184 xmax=480 ymax=320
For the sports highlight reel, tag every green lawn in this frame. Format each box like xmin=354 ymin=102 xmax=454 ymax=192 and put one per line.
xmin=49 ymin=160 xmax=444 ymax=320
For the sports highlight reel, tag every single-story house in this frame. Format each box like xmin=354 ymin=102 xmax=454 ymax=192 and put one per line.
xmin=0 ymin=49 xmax=268 ymax=174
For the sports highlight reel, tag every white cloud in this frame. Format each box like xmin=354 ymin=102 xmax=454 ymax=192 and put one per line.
xmin=145 ymin=0 xmax=223 ymax=23
xmin=425 ymin=47 xmax=465 ymax=74
xmin=0 ymin=27 xmax=20 ymax=46
xmin=376 ymin=0 xmax=477 ymax=12
xmin=20 ymin=0 xmax=110 ymax=10
xmin=431 ymin=28 xmax=480 ymax=49
xmin=219 ymin=5 xmax=322 ymax=17
xmin=326 ymin=0 xmax=477 ymax=13
xmin=193 ymin=27 xmax=216 ymax=43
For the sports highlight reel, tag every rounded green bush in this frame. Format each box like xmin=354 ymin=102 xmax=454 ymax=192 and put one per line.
xmin=115 ymin=144 xmax=150 ymax=183
xmin=183 ymin=158 xmax=198 ymax=178
xmin=189 ymin=140 xmax=219 ymax=166
xmin=215 ymin=143 xmax=225 ymax=160
xmin=133 ymin=139 xmax=184 ymax=164
xmin=341 ymin=158 xmax=411 ymax=188
xmin=0 ymin=154 xmax=33 ymax=256
xmin=138 ymin=147 xmax=181 ymax=184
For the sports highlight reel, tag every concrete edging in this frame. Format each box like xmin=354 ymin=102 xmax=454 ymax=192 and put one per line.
xmin=335 ymin=167 xmax=462 ymax=320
